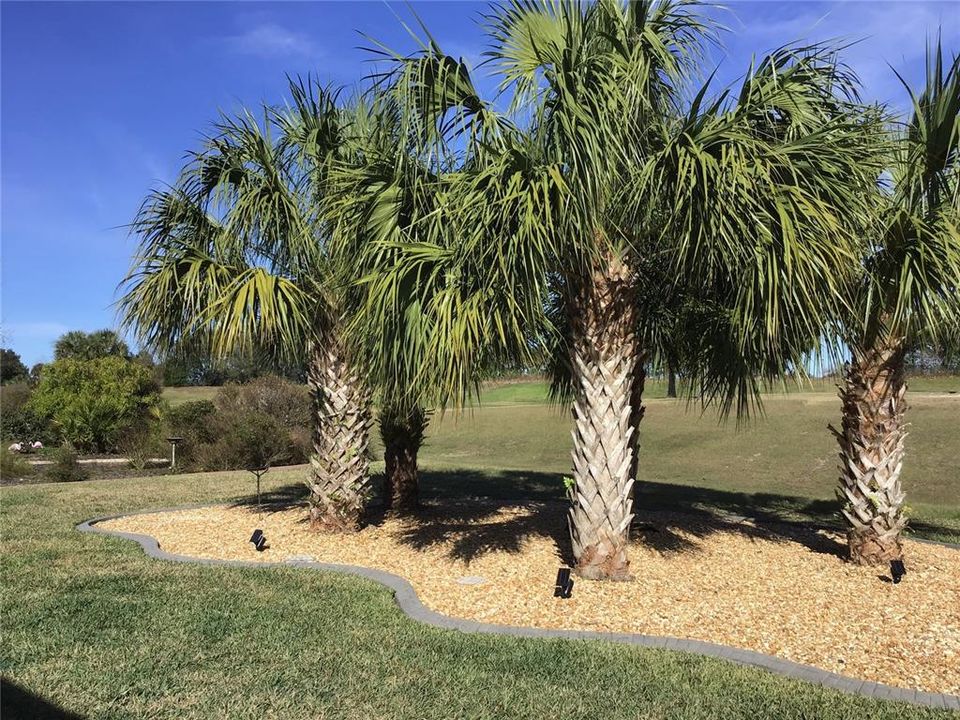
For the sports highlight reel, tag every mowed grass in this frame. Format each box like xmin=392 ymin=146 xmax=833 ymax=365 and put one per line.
xmin=4 ymin=381 xmax=958 ymax=718
xmin=419 ymin=386 xmax=960 ymax=542
xmin=475 ymin=373 xmax=960 ymax=404
xmin=161 ymin=385 xmax=220 ymax=406
xmin=159 ymin=378 xmax=959 ymax=538
xmin=2 ymin=471 xmax=956 ymax=720
xmin=162 ymin=372 xmax=960 ymax=406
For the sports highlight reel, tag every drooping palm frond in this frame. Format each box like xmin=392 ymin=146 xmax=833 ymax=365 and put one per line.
xmin=119 ymin=185 xmax=315 ymax=367
xmin=333 ymin=28 xmax=544 ymax=411
xmin=120 ymin=82 xmax=355 ymax=367
xmin=627 ymin=44 xmax=887 ymax=415
xmin=850 ymin=40 xmax=960 ymax=351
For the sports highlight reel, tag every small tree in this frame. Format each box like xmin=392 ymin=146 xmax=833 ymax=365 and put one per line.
xmin=29 ymin=357 xmax=161 ymax=453
xmin=1 ymin=349 xmax=29 ymax=385
xmin=0 ymin=382 xmax=54 ymax=444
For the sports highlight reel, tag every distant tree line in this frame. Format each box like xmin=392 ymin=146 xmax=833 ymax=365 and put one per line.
xmin=1 ymin=330 xmax=310 ymax=476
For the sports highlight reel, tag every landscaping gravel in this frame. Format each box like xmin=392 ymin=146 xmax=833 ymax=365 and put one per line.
xmin=102 ymin=500 xmax=960 ymax=695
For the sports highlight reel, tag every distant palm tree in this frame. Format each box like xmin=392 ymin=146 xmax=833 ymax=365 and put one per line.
xmin=54 ymin=329 xmax=130 ymax=361
xmin=832 ymin=41 xmax=960 ymax=565
xmin=121 ymin=84 xmax=375 ymax=530
xmin=357 ymin=0 xmax=884 ymax=579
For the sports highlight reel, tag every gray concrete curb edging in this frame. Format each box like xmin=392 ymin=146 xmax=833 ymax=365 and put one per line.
xmin=77 ymin=507 xmax=960 ymax=712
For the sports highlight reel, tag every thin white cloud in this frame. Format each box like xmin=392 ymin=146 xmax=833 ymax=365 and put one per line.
xmin=1 ymin=322 xmax=69 ymax=342
xmin=223 ymin=22 xmax=319 ymax=59
xmin=723 ymin=1 xmax=960 ymax=106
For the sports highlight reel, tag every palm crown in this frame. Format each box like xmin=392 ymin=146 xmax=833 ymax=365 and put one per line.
xmin=350 ymin=0 xmax=886 ymax=577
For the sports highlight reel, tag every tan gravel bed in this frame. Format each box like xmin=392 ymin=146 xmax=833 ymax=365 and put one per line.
xmin=102 ymin=501 xmax=960 ymax=695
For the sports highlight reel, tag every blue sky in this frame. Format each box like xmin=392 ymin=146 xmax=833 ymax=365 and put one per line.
xmin=1 ymin=1 xmax=957 ymax=366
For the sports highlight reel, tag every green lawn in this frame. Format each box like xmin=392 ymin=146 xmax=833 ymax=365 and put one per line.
xmin=416 ymin=388 xmax=960 ymax=542
xmin=2 ymin=471 xmax=956 ymax=720
xmin=161 ymin=373 xmax=960 ymax=407
xmin=475 ymin=373 xmax=960 ymax=404
xmin=161 ymin=385 xmax=221 ymax=406
xmin=4 ymin=384 xmax=959 ymax=718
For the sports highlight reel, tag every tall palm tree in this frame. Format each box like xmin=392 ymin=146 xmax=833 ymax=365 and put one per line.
xmin=335 ymin=35 xmax=505 ymax=512
xmin=121 ymin=86 xmax=376 ymax=531
xmin=832 ymin=41 xmax=960 ymax=565
xmin=123 ymin=60 xmax=492 ymax=519
xmin=355 ymin=0 xmax=884 ymax=579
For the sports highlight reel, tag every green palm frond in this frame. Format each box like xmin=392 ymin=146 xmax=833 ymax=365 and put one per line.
xmin=852 ymin=39 xmax=960 ymax=351
xmin=121 ymin=85 xmax=354 ymax=367
xmin=625 ymin=44 xmax=886 ymax=413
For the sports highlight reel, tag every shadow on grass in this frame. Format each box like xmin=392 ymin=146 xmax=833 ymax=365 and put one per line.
xmin=1 ymin=678 xmax=85 ymax=720
xmin=230 ymin=468 xmax=958 ymax=562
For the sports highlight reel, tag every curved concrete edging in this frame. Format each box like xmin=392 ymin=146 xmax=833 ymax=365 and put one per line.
xmin=77 ymin=507 xmax=960 ymax=712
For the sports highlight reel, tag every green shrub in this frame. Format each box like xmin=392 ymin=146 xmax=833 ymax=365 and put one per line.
xmin=119 ymin=425 xmax=167 ymax=472
xmin=196 ymin=412 xmax=293 ymax=471
xmin=166 ymin=400 xmax=218 ymax=443
xmin=44 ymin=445 xmax=88 ymax=483
xmin=215 ymin=376 xmax=310 ymax=428
xmin=0 ymin=382 xmax=56 ymax=444
xmin=29 ymin=357 xmax=162 ymax=453
xmin=164 ymin=379 xmax=311 ymax=472
xmin=163 ymin=400 xmax=217 ymax=469
xmin=0 ymin=447 xmax=34 ymax=483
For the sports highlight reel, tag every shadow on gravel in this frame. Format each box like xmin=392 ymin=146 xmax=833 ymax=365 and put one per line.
xmin=228 ymin=469 xmax=958 ymax=562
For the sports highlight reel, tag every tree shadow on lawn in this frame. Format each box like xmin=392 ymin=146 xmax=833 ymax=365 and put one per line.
xmin=1 ymin=677 xmax=85 ymax=720
xmin=230 ymin=469 xmax=958 ymax=563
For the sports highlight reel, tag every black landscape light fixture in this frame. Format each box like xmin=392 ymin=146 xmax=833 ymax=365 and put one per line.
xmin=890 ymin=559 xmax=907 ymax=584
xmin=250 ymin=529 xmax=267 ymax=552
xmin=166 ymin=436 xmax=183 ymax=471
xmin=554 ymin=567 xmax=574 ymax=599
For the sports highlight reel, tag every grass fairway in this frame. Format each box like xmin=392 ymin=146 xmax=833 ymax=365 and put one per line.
xmin=418 ymin=387 xmax=960 ymax=542
xmin=161 ymin=385 xmax=220 ymax=406
xmin=3 ymin=383 xmax=958 ymax=718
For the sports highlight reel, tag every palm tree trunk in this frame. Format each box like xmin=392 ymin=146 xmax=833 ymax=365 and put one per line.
xmin=379 ymin=404 xmax=428 ymax=513
xmin=567 ymin=253 xmax=641 ymax=581
xmin=628 ymin=361 xmax=647 ymax=505
xmin=666 ymin=366 xmax=677 ymax=398
xmin=305 ymin=341 xmax=372 ymax=532
xmin=832 ymin=340 xmax=908 ymax=565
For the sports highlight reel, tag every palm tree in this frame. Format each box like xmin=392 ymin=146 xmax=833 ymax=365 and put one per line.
xmin=54 ymin=329 xmax=131 ymax=361
xmin=832 ymin=41 xmax=960 ymax=565
xmin=333 ymin=38 xmax=504 ymax=512
xmin=123 ymin=63 xmax=490 ymax=520
xmin=121 ymin=85 xmax=375 ymax=531
xmin=356 ymin=0 xmax=884 ymax=579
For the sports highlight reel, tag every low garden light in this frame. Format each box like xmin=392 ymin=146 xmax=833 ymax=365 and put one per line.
xmin=250 ymin=528 xmax=267 ymax=552
xmin=165 ymin=436 xmax=183 ymax=471
xmin=891 ymin=559 xmax=906 ymax=584
xmin=554 ymin=567 xmax=573 ymax=599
